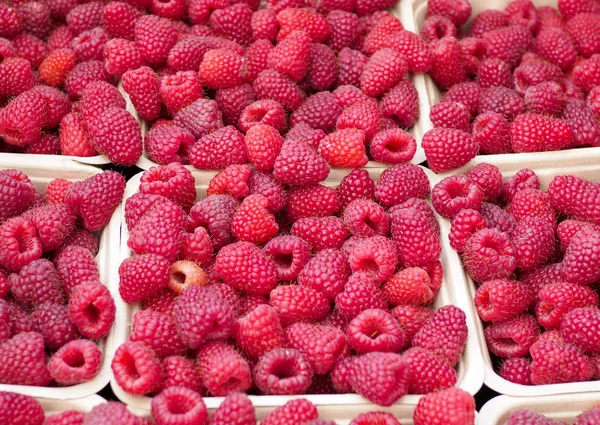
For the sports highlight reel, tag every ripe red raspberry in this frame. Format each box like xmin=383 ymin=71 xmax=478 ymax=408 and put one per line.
xmin=0 ymin=217 xmax=42 ymax=271
xmin=151 ymin=386 xmax=207 ymax=425
xmin=566 ymin=13 xmax=600 ymax=57
xmin=64 ymin=60 xmax=112 ymax=100
xmin=162 ymin=355 xmax=203 ymax=393
xmin=470 ymin=9 xmax=508 ymax=38
xmin=130 ymin=309 xmax=186 ymax=358
xmin=360 ymin=48 xmax=407 ymax=97
xmin=448 ymin=209 xmax=486 ymax=253
xmin=291 ymin=216 xmax=349 ymax=251
xmin=167 ymin=36 xmax=216 ymax=71
xmin=348 ymin=235 xmax=397 ymax=283
xmin=383 ymin=266 xmax=438 ymax=306
xmin=346 ymin=308 xmax=403 ymax=353
xmin=233 ymin=304 xmax=285 ymax=358
xmin=0 ymin=169 xmax=35 ymax=221
xmin=150 ymin=0 xmax=186 ymax=19
xmin=23 ymin=133 xmax=59 ymax=155
xmin=0 ymin=57 xmax=33 ymax=96
xmin=382 ymin=31 xmax=431 ymax=75
xmin=251 ymin=8 xmax=277 ymax=41
xmin=84 ymin=402 xmax=143 ymax=425
xmin=361 ymin=13 xmax=402 ymax=55
xmin=474 ymin=279 xmax=531 ymax=323
xmin=512 ymin=217 xmax=555 ymax=271
xmin=510 ymin=113 xmax=573 ymax=153
xmin=102 ymin=1 xmax=141 ymax=40
xmin=563 ymin=99 xmax=600 ymax=147
xmin=0 ymin=332 xmax=51 ymax=385
xmin=45 ymin=178 xmax=73 ymax=205
xmin=47 ymin=339 xmax=102 ymax=385
xmin=513 ymin=59 xmax=563 ymax=95
xmin=537 ymin=282 xmax=598 ymax=328
xmin=573 ymin=54 xmax=600 ymax=93
xmin=270 ymin=284 xmax=330 ymax=326
xmin=134 ymin=15 xmax=177 ymax=64
xmin=237 ymin=100 xmax=286 ymax=135
xmin=297 ymin=249 xmax=348 ymax=300
xmin=0 ymin=90 xmax=46 ymax=147
xmin=332 ymin=84 xmax=370 ymax=109
xmin=206 ymin=392 xmax=254 ymax=425
xmin=112 ymin=341 xmax=165 ymax=395
xmin=210 ymin=3 xmax=253 ymax=46
xmin=414 ymin=388 xmax=475 ymax=425
xmin=140 ymin=163 xmax=196 ymax=212
xmin=0 ymin=3 xmax=23 ymax=38
xmin=534 ymin=27 xmax=577 ymax=71
xmin=54 ymin=245 xmax=100 ymax=295
xmin=504 ymin=0 xmax=539 ymax=32
xmin=65 ymin=1 xmax=102 ymax=35
xmin=173 ymin=98 xmax=223 ymax=140
xmin=316 ymin=128 xmax=367 ymax=168
xmin=403 ymin=347 xmax=457 ymax=394
xmin=70 ymin=27 xmax=108 ymax=62
xmin=286 ymin=322 xmax=346 ymax=373
xmin=143 ymin=289 xmax=177 ymax=318
xmin=422 ymin=128 xmax=478 ymax=173
xmin=349 ymin=352 xmax=410 ymax=406
xmin=10 ymin=34 xmax=47 ymax=69
xmin=290 ymin=92 xmax=342 ymax=133
xmin=144 ymin=125 xmax=194 ymax=165
xmin=459 ymin=37 xmax=486 ymax=76
xmin=206 ymin=164 xmax=251 ymax=198
xmin=335 ymin=272 xmax=386 ymax=318
xmin=19 ymin=203 xmax=75 ymax=252
xmin=429 ymin=101 xmax=470 ymax=131
xmin=336 ymin=169 xmax=375 ymax=209
xmin=337 ymin=47 xmax=368 ymax=86
xmin=524 ymin=81 xmax=566 ymax=116
xmin=121 ymin=66 xmax=161 ymax=122
xmin=431 ymin=175 xmax=484 ymax=219
xmin=69 ymin=282 xmax=115 ymax=339
xmin=188 ymin=126 xmax=246 ymax=170
xmin=507 ymin=188 xmax=555 ymax=228
xmin=559 ymin=0 xmax=600 ymax=20
xmin=272 ymin=139 xmax=329 ymax=185
xmin=31 ymin=301 xmax=78 ymax=350
xmin=530 ymin=339 xmax=595 ymax=385
xmin=243 ymin=124 xmax=283 ymax=171
xmin=482 ymin=25 xmax=532 ymax=68
xmin=342 ymin=199 xmax=388 ymax=237
xmin=187 ymin=194 xmax=238 ymax=250
xmin=242 ymin=172 xmax=283 ymax=215
xmin=56 ymin=228 xmax=99 ymax=258
xmin=374 ymin=164 xmax=429 ymax=207
xmin=501 ymin=168 xmax=540 ymax=203
xmin=426 ymin=0 xmax=471 ymax=26
xmin=261 ymin=399 xmax=317 ymax=425
xmin=197 ymin=342 xmax=251 ymax=396
xmin=537 ymin=5 xmax=564 ymax=29
xmin=286 ymin=185 xmax=339 ymax=222
xmin=390 ymin=305 xmax=433 ymax=348
xmin=463 ymin=228 xmax=516 ymax=283
xmin=216 ymin=84 xmax=255 ymax=128
xmin=478 ymin=86 xmax=524 ymax=120
xmin=103 ymin=38 xmax=143 ymax=77
xmin=252 ymin=69 xmax=306 ymax=110
xmin=244 ymin=38 xmax=273 ymax=82
xmin=65 ymin=170 xmax=125 ymax=232
xmin=232 ymin=194 xmax=278 ymax=243
xmin=499 ymin=357 xmax=532 ymax=385
xmin=0 ymin=392 xmax=44 ymax=425
xmin=563 ymin=227 xmax=600 ymax=285
xmin=548 ymin=175 xmax=600 ymax=225
xmin=326 ymin=10 xmax=359 ymax=52
xmin=440 ymin=84 xmax=479 ymax=121
xmin=88 ymin=107 xmax=142 ymax=166
xmin=330 ymin=356 xmax=355 ymax=392
xmin=199 ymin=49 xmax=246 ymax=89
xmin=557 ymin=220 xmax=598 ymax=252
xmin=391 ymin=206 xmax=441 ymax=268
xmin=28 ymin=86 xmax=71 ymax=130
xmin=428 ymin=36 xmax=466 ymax=89
xmin=118 ymin=254 xmax=169 ymax=303
xmin=266 ymin=30 xmax=311 ymax=83
xmin=476 ymin=58 xmax=512 ymax=90
xmin=421 ymin=15 xmax=456 ymax=43
xmin=160 ymin=71 xmax=202 ymax=115
xmin=335 ymin=100 xmax=381 ymax=142
xmin=561 ymin=307 xmax=600 ymax=354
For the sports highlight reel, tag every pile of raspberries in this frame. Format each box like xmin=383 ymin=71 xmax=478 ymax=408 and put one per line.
xmin=1 ymin=388 xmax=476 ymax=425
xmin=113 ymin=161 xmax=470 ymax=408
xmin=502 ymin=403 xmax=600 ymax=425
xmin=431 ymin=162 xmax=600 ymax=386
xmin=422 ymin=0 xmax=600 ymax=172
xmin=0 ymin=169 xmax=124 ymax=387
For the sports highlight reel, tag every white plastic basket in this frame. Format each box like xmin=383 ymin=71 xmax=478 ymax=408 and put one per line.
xmin=478 ymin=393 xmax=600 ymax=425
xmin=438 ymin=161 xmax=600 ymax=397
xmin=0 ymin=155 xmax=122 ymax=399
xmin=401 ymin=0 xmax=600 ymax=171
xmin=111 ymin=166 xmax=484 ymax=410
xmin=36 ymin=394 xmax=107 ymax=416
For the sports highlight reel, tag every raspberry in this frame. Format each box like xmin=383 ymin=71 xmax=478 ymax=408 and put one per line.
xmin=534 ymin=27 xmax=577 ymax=72
xmin=563 ymin=228 xmax=600 ymax=285
xmin=65 ymin=1 xmax=102 ymax=35
xmin=255 ymin=348 xmax=314 ymax=394
xmin=0 ymin=332 xmax=51 ymax=386
xmin=389 ymin=306 xmax=432 ymax=348
xmin=167 ymin=260 xmax=208 ymax=294
xmin=326 ymin=10 xmax=359 ymax=52
xmin=573 ymin=54 xmax=600 ymax=93
xmin=460 ymin=37 xmax=486 ymax=76
xmin=361 ymin=13 xmax=402 ymax=55
xmin=470 ymin=9 xmax=508 ymax=38
xmin=270 ymin=284 xmax=330 ymax=326
xmin=252 ymin=69 xmax=306 ymax=111
xmin=336 ymin=169 xmax=375 ymax=209
xmin=245 ymin=171 xmax=284 ymax=214
xmin=189 ymin=126 xmax=246 ymax=170
xmin=350 ymin=413 xmax=400 ymax=425
xmin=21 ymin=204 xmax=76 ymax=252
xmin=537 ymin=5 xmax=563 ymax=29
xmin=559 ymin=0 xmax=600 ymax=20
xmin=199 ymin=49 xmax=245 ymax=90
xmin=0 ymin=90 xmax=46 ymax=147
xmin=332 ymin=85 xmax=370 ymax=109
xmin=244 ymin=39 xmax=274 ymax=82
xmin=265 ymin=30 xmax=310 ymax=83
xmin=167 ymin=36 xmax=216 ymax=71
xmin=348 ymin=235 xmax=397 ymax=283
xmin=239 ymin=99 xmax=286 ymax=133
xmin=244 ymin=125 xmax=284 ymax=172
xmin=463 ymin=227 xmax=516 ymax=282
xmin=206 ymin=164 xmax=251 ymax=198
xmin=286 ymin=322 xmax=346 ymax=373
xmin=563 ymin=99 xmax=600 ymax=147
xmin=210 ymin=3 xmax=253 ymax=46
xmin=64 ymin=60 xmax=112 ymax=100
xmin=557 ymin=220 xmax=598 ymax=252
xmin=273 ymin=139 xmax=329 ymax=185
xmin=47 ymin=339 xmax=102 ymax=385
xmin=130 ymin=309 xmax=186 ymax=358
xmin=477 ymin=87 xmax=524 ymax=120
xmin=139 ymin=164 xmax=195 ymax=212
xmin=383 ymin=267 xmax=438 ymax=306
xmin=316 ymin=128 xmax=367 ymax=168
xmin=538 ymin=282 xmax=599 ymax=330
xmin=55 ymin=246 xmax=100 ymax=294
xmin=121 ymin=66 xmax=161 ymax=122
xmin=337 ymin=47 xmax=368 ymax=86
xmin=429 ymin=101 xmax=470 ymax=131
xmin=390 ymin=207 xmax=441 ymax=267
xmin=422 ymin=128 xmax=478 ymax=173
xmin=359 ymin=48 xmax=407 ymax=97
xmin=0 ymin=3 xmax=23 ymax=38
xmin=103 ymin=38 xmax=143 ymax=77
xmin=216 ymin=85 xmax=255 ymax=128
xmin=485 ymin=314 xmax=540 ymax=358
xmin=150 ymin=0 xmax=186 ymax=19
xmin=251 ymin=8 xmax=277 ymax=41
xmin=0 ymin=217 xmax=42 ymax=271
xmin=349 ymin=352 xmax=410 ymax=406
xmin=507 ymin=188 xmax=555 ymax=227
xmin=261 ymin=399 xmax=317 ymax=425
xmin=161 ymin=355 xmax=203 ymax=393
xmin=112 ymin=341 xmax=165 ymax=395
xmin=530 ymin=340 xmax=595 ymax=385
xmin=499 ymin=357 xmax=532 ymax=385
xmin=70 ymin=27 xmax=108 ymax=62
xmin=464 ymin=164 xmax=502 ymax=202
xmin=0 ymin=392 xmax=44 ymax=425
xmin=335 ymin=100 xmax=381 ymax=142
xmin=69 ymin=282 xmax=115 ymax=339
xmin=421 ymin=15 xmax=456 ymax=43
xmin=231 ymin=194 xmax=278 ymax=243
xmin=88 ymin=107 xmax=142 ymax=166
xmin=151 ymin=386 xmax=207 ymax=425
xmin=159 ymin=72 xmax=202 ymax=115
xmin=291 ymin=216 xmax=349 ymax=251
xmin=233 ymin=304 xmax=285 ymax=358
xmin=143 ymin=289 xmax=177 ymax=317
xmin=0 ymin=169 xmax=35 ymax=221
xmin=482 ymin=25 xmax=532 ymax=68
xmin=501 ymin=169 xmax=539 ymax=203
xmin=548 ymin=175 xmax=600 ymax=225
xmin=576 ymin=409 xmax=600 ymax=424
xmin=84 ymin=402 xmax=142 ymax=425
xmin=133 ymin=15 xmax=177 ymax=64
xmin=474 ymin=279 xmax=532 ymax=323
xmin=561 ymin=307 xmax=600 ymax=354
xmin=403 ymin=347 xmax=457 ymax=394
xmin=330 ymin=356 xmax=354 ymax=392
xmin=342 ymin=199 xmax=388 ymax=237
xmin=428 ymin=36 xmax=466 ymax=89
xmin=346 ymin=308 xmax=403 ymax=353
xmin=45 ymin=178 xmax=72 ymax=205
xmin=426 ymin=0 xmax=471 ymax=26
xmin=31 ymin=302 xmax=78 ymax=350
xmin=144 ymin=125 xmax=193 ymax=165
xmin=513 ymin=59 xmax=563 ymax=95
xmin=23 ymin=133 xmax=59 ymax=155
xmin=414 ymin=388 xmax=475 ymax=425
xmin=431 ymin=175 xmax=484 ymax=219
xmin=188 ymin=194 xmax=238 ymax=250
xmin=56 ymin=228 xmax=99 ymax=257
xmin=286 ymin=184 xmax=339 ymax=222
xmin=476 ymin=58 xmax=512 ymax=90
xmin=0 ymin=57 xmax=33 ymax=96
xmin=10 ymin=34 xmax=47 ymax=68
xmin=524 ymin=81 xmax=566 ymax=116
xmin=374 ymin=164 xmax=429 ymax=208
xmin=566 ymin=13 xmax=600 ymax=58
xmin=297 ymin=248 xmax=349 ymax=299
xmin=102 ymin=2 xmax=141 ymax=40
xmin=173 ymin=98 xmax=223 ymax=139
xmin=335 ymin=272 xmax=386 ymax=318
xmin=290 ymin=92 xmax=342 ymax=133
xmin=512 ymin=217 xmax=556 ymax=272
xmin=197 ymin=341 xmax=252 ymax=395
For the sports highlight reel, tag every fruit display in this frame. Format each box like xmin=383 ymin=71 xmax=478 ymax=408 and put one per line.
xmin=418 ymin=0 xmax=600 ymax=172
xmin=111 ymin=162 xmax=474 ymax=408
xmin=0 ymin=388 xmax=476 ymax=425
xmin=431 ymin=162 xmax=600 ymax=389
xmin=501 ymin=405 xmax=600 ymax=425
xmin=0 ymin=167 xmax=123 ymax=392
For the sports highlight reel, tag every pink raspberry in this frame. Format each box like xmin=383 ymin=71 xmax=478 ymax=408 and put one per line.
xmin=144 ymin=125 xmax=195 ymax=166
xmin=337 ymin=47 xmax=368 ymax=86
xmin=286 ymin=184 xmax=339 ymax=222
xmin=347 ymin=308 xmax=403 ymax=353
xmin=65 ymin=1 xmax=102 ymax=35
xmin=88 ymin=107 xmax=142 ymax=166
xmin=548 ymin=175 xmax=600 ymax=225
xmin=0 ymin=169 xmax=35 ymax=221
xmin=330 ymin=356 xmax=354 ymax=393
xmin=482 ymin=25 xmax=532 ymax=68
xmin=69 ymin=282 xmax=115 ymax=339
xmin=267 ymin=30 xmax=311 ymax=82
xmin=335 ymin=272 xmax=387 ymax=319
xmin=0 ymin=392 xmax=44 ymax=425
xmin=291 ymin=216 xmax=349 ymax=251
xmin=103 ymin=38 xmax=143 ymax=77
xmin=0 ymin=57 xmax=33 ymax=96
xmin=563 ymin=228 xmax=600 ymax=285
xmin=18 ymin=204 xmax=72 ymax=252
xmin=251 ymin=8 xmax=277 ymax=41
xmin=426 ymin=0 xmax=470 ymax=26
xmin=55 ymin=246 xmax=100 ymax=294
xmin=273 ymin=139 xmax=329 ymax=186
xmin=374 ymin=164 xmax=429 ymax=207
xmin=0 ymin=90 xmax=46 ymax=147
xmin=383 ymin=267 xmax=439 ymax=306
xmin=0 ymin=332 xmax=51 ymax=386
xmin=326 ymin=10 xmax=360 ymax=51
xmin=390 ymin=207 xmax=441 ymax=267
xmin=449 ymin=209 xmax=487 ymax=253
xmin=348 ymin=235 xmax=397 ymax=283
xmin=305 ymin=43 xmax=338 ymax=91
xmin=464 ymin=163 xmax=503 ymax=201
xmin=349 ymin=352 xmax=410 ymax=406
xmin=234 ymin=304 xmax=285 ymax=358
xmin=48 ymin=339 xmax=102 ymax=385
xmin=474 ymin=279 xmax=532 ymax=323
xmin=485 ymin=314 xmax=540 ymax=358
xmin=557 ymin=220 xmax=598 ymax=252
xmin=199 ymin=49 xmax=246 ymax=89
xmin=290 ymin=92 xmax=342 ymax=133
xmin=150 ymin=0 xmax=186 ymax=19
xmin=414 ymin=388 xmax=475 ymax=425
xmin=459 ymin=37 xmax=486 ymax=76
xmin=563 ymin=99 xmax=600 ymax=147
xmin=361 ymin=13 xmax=402 ymax=55
xmin=535 ymin=27 xmax=577 ymax=71
xmin=537 ymin=282 xmax=598 ymax=328
xmin=261 ymin=399 xmax=317 ymax=425
xmin=470 ymin=9 xmax=508 ymax=38
xmin=246 ymin=170 xmax=285 ymax=213
xmin=239 ymin=99 xmax=286 ymax=133
xmin=403 ymin=347 xmax=457 ymax=394
xmin=64 ymin=60 xmax=112 ymax=100
xmin=140 ymin=163 xmax=196 ymax=212
xmin=421 ymin=15 xmax=456 ymax=43
xmin=130 ymin=309 xmax=186 ymax=358
xmin=530 ymin=340 xmax=595 ymax=385
xmin=431 ymin=175 xmax=484 ymax=219
xmin=507 ymin=188 xmax=556 ymax=228
xmin=463 ymin=228 xmax=516 ymax=282
xmin=121 ymin=66 xmax=161 ymax=122
xmin=565 ymin=13 xmax=600 ymax=57
xmin=102 ymin=1 xmax=141 ymax=40
xmin=270 ymin=285 xmax=330 ymax=326
xmin=386 ymin=30 xmax=433 ymax=74
xmin=298 ymin=249 xmax=350 ymax=299
xmin=0 ymin=217 xmax=42 ymax=271
xmin=207 ymin=392 xmax=255 ymax=425
xmin=350 ymin=413 xmax=400 ymax=425
xmin=342 ymin=199 xmax=389 ymax=237
xmin=134 ymin=15 xmax=177 ymax=64
xmin=151 ymin=386 xmax=207 ymax=425
xmin=210 ymin=3 xmax=253 ymax=46
xmin=336 ymin=99 xmax=381 ymax=141
xmin=502 ymin=168 xmax=540 ymax=203
xmin=70 ymin=27 xmax=108 ymax=62
xmin=173 ymin=98 xmax=223 ymax=140
xmin=332 ymin=84 xmax=370 ymax=108
xmin=429 ymin=36 xmax=466 ymax=89
xmin=160 ymin=71 xmax=203 ymax=115
xmin=45 ymin=178 xmax=73 ymax=205
xmin=189 ymin=126 xmax=246 ymax=170
xmin=477 ymin=58 xmax=512 ymax=89
xmin=244 ymin=124 xmax=284 ymax=171
xmin=216 ymin=84 xmax=256 ymax=127
xmin=286 ymin=322 xmax=347 ymax=374
xmin=253 ymin=347 xmax=313 ymax=395
xmin=244 ymin=39 xmax=274 ymax=82
xmin=55 ymin=228 xmax=99 ymax=257
xmin=512 ymin=217 xmax=556 ymax=272
xmin=499 ymin=357 xmax=532 ymax=385
xmin=252 ymin=69 xmax=306 ymax=111
xmin=162 ymin=356 xmax=203 ymax=392
xmin=10 ymin=34 xmax=47 ymax=68
xmin=422 ymin=128 xmax=478 ymax=173
xmin=561 ymin=307 xmax=600 ymax=354
xmin=336 ymin=169 xmax=375 ymax=209
xmin=360 ymin=48 xmax=407 ymax=97
xmin=84 ymin=402 xmax=143 ymax=425
xmin=143 ymin=289 xmax=177 ymax=317
xmin=112 ymin=341 xmax=165 ymax=395
xmin=429 ymin=101 xmax=470 ymax=131
xmin=31 ymin=302 xmax=78 ymax=350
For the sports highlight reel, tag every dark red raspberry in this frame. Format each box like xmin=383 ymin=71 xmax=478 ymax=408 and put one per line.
xmin=524 ymin=81 xmax=567 ymax=116
xmin=0 ymin=332 xmax=51 ymax=386
xmin=512 ymin=217 xmax=555 ymax=272
xmin=216 ymin=84 xmax=255 ymax=128
xmin=239 ymin=99 xmax=286 ymax=133
xmin=31 ymin=302 xmax=78 ymax=350
xmin=477 ymin=58 xmax=512 ymax=90
xmin=261 ymin=399 xmax=317 ymax=425
xmin=478 ymin=87 xmax=524 ymax=120
xmin=566 ymin=13 xmax=600 ymax=58
xmin=112 ymin=341 xmax=165 ymax=395
xmin=383 ymin=30 xmax=431 ymax=74
xmin=464 ymin=163 xmax=503 ymax=201
xmin=326 ymin=10 xmax=359 ymax=51
xmin=189 ymin=126 xmax=246 ymax=170
xmin=404 ymin=347 xmax=457 ymax=394
xmin=144 ymin=125 xmax=194 ymax=165
xmin=530 ymin=339 xmax=595 ymax=385
xmin=514 ymin=59 xmax=563 ymax=95
xmin=70 ymin=27 xmax=108 ymax=62
xmin=0 ymin=57 xmax=33 ymax=96
xmin=459 ymin=37 xmax=486 ymax=76
xmin=0 ymin=392 xmax=44 ymax=425
xmin=534 ymin=27 xmax=577 ymax=71
xmin=252 ymin=69 xmax=306 ymax=111
xmin=151 ymin=386 xmax=207 ymax=425
xmin=48 ymin=339 xmax=102 ymax=385
xmin=270 ymin=285 xmax=330 ymax=326
xmin=55 ymin=246 xmax=100 ymax=294
xmin=349 ymin=352 xmax=410 ymax=406
xmin=346 ymin=308 xmax=403 ymax=353
xmin=49 ymin=26 xmax=75 ymax=47
xmin=290 ymin=92 xmax=342 ymax=133
xmin=197 ymin=341 xmax=252 ymax=395
xmin=10 ymin=34 xmax=47 ymax=68
xmin=374 ymin=164 xmax=429 ymax=207
xmin=69 ymin=282 xmax=115 ymax=339
xmin=121 ymin=66 xmax=161 ymax=122
xmin=173 ymin=98 xmax=223 ymax=139
xmin=470 ymin=9 xmax=508 ymax=38
xmin=563 ymin=99 xmax=600 ymax=147
xmin=390 ymin=207 xmax=441 ymax=267
xmin=64 ymin=60 xmax=112 ymax=100
xmin=209 ymin=3 xmax=252 ymax=46
xmin=337 ymin=47 xmax=368 ymax=86
xmin=291 ymin=216 xmax=349 ymax=251
xmin=0 ymin=90 xmax=47 ymax=147
xmin=336 ymin=169 xmax=375 ymax=209
xmin=245 ymin=171 xmax=284 ymax=214
xmin=143 ymin=289 xmax=177 ymax=317
xmin=414 ymin=388 xmax=475 ymax=425
xmin=251 ymin=8 xmax=277 ymax=41
xmin=23 ymin=133 xmax=59 ymax=155
xmin=474 ymin=279 xmax=532 ymax=323
xmin=56 ymin=228 xmax=99 ymax=257
xmin=286 ymin=322 xmax=346 ymax=374
xmin=431 ymin=175 xmax=484 ymax=219
xmin=332 ymin=84 xmax=370 ymax=109
xmin=188 ymin=194 xmax=238 ymax=250
xmin=266 ymin=30 xmax=310 ymax=82
xmin=335 ymin=272 xmax=386 ymax=318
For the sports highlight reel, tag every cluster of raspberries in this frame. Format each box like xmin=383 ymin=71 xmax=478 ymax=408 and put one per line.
xmin=502 ymin=404 xmax=600 ymax=425
xmin=430 ymin=162 xmax=600 ymax=386
xmin=113 ymin=161 xmax=470 ymax=407
xmin=1 ymin=387 xmax=476 ymax=425
xmin=0 ymin=169 xmax=124 ymax=388
xmin=420 ymin=0 xmax=600 ymax=172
